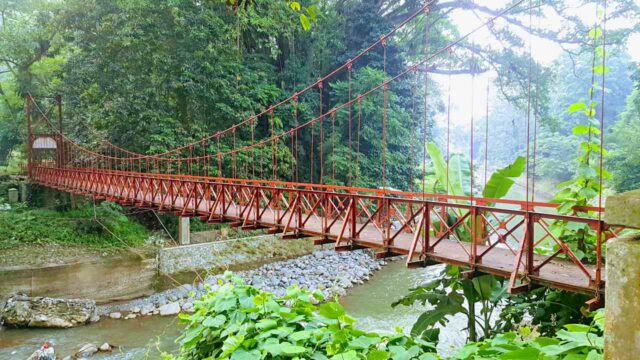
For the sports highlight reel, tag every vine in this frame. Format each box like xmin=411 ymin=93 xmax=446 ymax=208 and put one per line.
xmin=548 ymin=23 xmax=609 ymax=262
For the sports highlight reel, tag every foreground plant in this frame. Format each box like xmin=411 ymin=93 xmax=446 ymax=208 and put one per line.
xmin=454 ymin=310 xmax=604 ymax=360
xmin=164 ymin=273 xmax=438 ymax=359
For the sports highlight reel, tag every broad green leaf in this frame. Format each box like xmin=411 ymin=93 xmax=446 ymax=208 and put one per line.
xmin=289 ymin=1 xmax=301 ymax=11
xmin=448 ymin=154 xmax=471 ymax=197
xmin=588 ymin=27 xmax=603 ymax=39
xmin=482 ymin=156 xmax=525 ymax=200
xmin=282 ymin=344 xmax=308 ymax=355
xmin=366 ymin=349 xmax=390 ymax=360
xmin=256 ymin=318 xmax=278 ymax=330
xmin=319 ymin=302 xmax=346 ymax=319
xmin=472 ymin=275 xmax=496 ymax=301
xmin=330 ymin=350 xmax=358 ymax=360
xmin=300 ymin=14 xmax=310 ymax=31
xmin=568 ymin=102 xmax=587 ymax=113
xmin=499 ymin=348 xmax=540 ymax=359
xmin=572 ymin=125 xmax=590 ymax=135
xmin=203 ymin=314 xmax=226 ymax=328
xmin=593 ymin=64 xmax=609 ymax=75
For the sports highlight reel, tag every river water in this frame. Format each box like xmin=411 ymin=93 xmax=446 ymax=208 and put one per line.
xmin=0 ymin=260 xmax=468 ymax=359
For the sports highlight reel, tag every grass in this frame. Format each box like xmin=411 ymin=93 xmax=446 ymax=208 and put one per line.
xmin=0 ymin=201 xmax=149 ymax=250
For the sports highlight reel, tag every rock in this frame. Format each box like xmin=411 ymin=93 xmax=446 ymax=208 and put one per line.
xmin=108 ymin=312 xmax=122 ymax=320
xmin=26 ymin=343 xmax=55 ymax=360
xmin=140 ymin=304 xmax=155 ymax=316
xmin=159 ymin=302 xmax=180 ymax=316
xmin=62 ymin=356 xmax=72 ymax=360
xmin=76 ymin=343 xmax=98 ymax=358
xmin=124 ymin=313 xmax=137 ymax=320
xmin=0 ymin=295 xmax=96 ymax=328
xmin=181 ymin=301 xmax=194 ymax=313
xmin=98 ymin=342 xmax=112 ymax=352
xmin=130 ymin=306 xmax=141 ymax=314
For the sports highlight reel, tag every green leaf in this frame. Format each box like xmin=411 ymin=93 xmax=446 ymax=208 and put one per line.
xmin=330 ymin=350 xmax=358 ymax=360
xmin=472 ymin=275 xmax=496 ymax=301
xmin=367 ymin=349 xmax=391 ymax=360
xmin=307 ymin=5 xmax=318 ymax=22
xmin=588 ymin=27 xmax=603 ymax=39
xmin=568 ymin=102 xmax=587 ymax=113
xmin=572 ymin=125 xmax=590 ymax=135
xmin=289 ymin=330 xmax=313 ymax=342
xmin=593 ymin=64 xmax=609 ymax=75
xmin=202 ymin=314 xmax=226 ymax=328
xmin=282 ymin=344 xmax=308 ymax=355
xmin=256 ymin=319 xmax=278 ymax=330
xmin=578 ymin=164 xmax=597 ymax=179
xmin=499 ymin=348 xmax=540 ymax=359
xmin=319 ymin=302 xmax=346 ymax=319
xmin=482 ymin=156 xmax=525 ymax=200
xmin=289 ymin=1 xmax=301 ymax=11
xmin=299 ymin=14 xmax=310 ymax=31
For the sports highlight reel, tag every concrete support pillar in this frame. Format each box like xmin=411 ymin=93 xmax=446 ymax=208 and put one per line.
xmin=7 ymin=188 xmax=19 ymax=203
xmin=604 ymin=190 xmax=640 ymax=360
xmin=178 ymin=217 xmax=191 ymax=245
xmin=19 ymin=182 xmax=28 ymax=203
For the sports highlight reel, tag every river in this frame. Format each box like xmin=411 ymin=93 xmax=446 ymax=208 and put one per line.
xmin=0 ymin=260 xmax=469 ymax=359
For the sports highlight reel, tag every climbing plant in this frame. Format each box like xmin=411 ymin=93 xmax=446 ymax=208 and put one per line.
xmin=548 ymin=24 xmax=609 ymax=262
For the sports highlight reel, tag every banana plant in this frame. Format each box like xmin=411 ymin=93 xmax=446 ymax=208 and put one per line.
xmin=423 ymin=141 xmax=525 ymax=241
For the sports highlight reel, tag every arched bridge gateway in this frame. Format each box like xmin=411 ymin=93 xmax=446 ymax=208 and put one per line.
xmin=24 ymin=1 xmax=630 ymax=308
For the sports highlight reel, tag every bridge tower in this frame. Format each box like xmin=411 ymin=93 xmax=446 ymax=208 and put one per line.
xmin=25 ymin=95 xmax=65 ymax=177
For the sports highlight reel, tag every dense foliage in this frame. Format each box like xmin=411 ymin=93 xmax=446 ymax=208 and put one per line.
xmin=1 ymin=0 xmax=638 ymax=193
xmin=166 ymin=274 xmax=604 ymax=359
xmin=166 ymin=274 xmax=439 ymax=360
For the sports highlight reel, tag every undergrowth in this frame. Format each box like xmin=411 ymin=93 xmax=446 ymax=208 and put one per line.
xmin=0 ymin=201 xmax=149 ymax=249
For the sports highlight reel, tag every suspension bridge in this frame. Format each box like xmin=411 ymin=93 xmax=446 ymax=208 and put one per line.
xmin=23 ymin=0 xmax=626 ymax=306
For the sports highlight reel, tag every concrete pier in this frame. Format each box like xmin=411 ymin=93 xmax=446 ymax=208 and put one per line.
xmin=177 ymin=217 xmax=190 ymax=245
xmin=604 ymin=190 xmax=640 ymax=360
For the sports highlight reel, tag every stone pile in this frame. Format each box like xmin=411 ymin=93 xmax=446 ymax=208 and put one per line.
xmin=98 ymin=249 xmax=384 ymax=319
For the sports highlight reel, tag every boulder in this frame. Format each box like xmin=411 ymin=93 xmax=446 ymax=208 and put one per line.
xmin=76 ymin=343 xmax=98 ymax=358
xmin=159 ymin=302 xmax=180 ymax=316
xmin=98 ymin=342 xmax=112 ymax=352
xmin=108 ymin=312 xmax=122 ymax=320
xmin=0 ymin=295 xmax=95 ymax=328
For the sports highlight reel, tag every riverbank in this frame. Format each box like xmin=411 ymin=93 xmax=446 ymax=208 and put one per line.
xmin=97 ymin=249 xmax=384 ymax=319
xmin=1 ymin=248 xmax=386 ymax=359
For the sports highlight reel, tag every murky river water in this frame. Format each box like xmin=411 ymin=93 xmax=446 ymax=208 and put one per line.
xmin=0 ymin=260 xmax=468 ymax=359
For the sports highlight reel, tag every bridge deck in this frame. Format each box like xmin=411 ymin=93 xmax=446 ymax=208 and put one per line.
xmin=32 ymin=167 xmax=603 ymax=296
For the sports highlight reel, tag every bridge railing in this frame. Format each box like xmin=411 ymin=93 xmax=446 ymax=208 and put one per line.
xmin=30 ymin=165 xmax=633 ymax=296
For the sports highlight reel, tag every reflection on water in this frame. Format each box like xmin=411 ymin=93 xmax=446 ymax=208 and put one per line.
xmin=0 ymin=259 xmax=469 ymax=358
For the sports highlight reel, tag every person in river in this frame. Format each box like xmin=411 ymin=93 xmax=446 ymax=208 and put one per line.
xmin=27 ymin=342 xmax=55 ymax=360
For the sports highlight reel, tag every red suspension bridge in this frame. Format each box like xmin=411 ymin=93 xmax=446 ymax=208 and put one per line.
xmin=24 ymin=1 xmax=626 ymax=306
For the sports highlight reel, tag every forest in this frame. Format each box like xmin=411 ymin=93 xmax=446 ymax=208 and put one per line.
xmin=1 ymin=0 xmax=638 ymax=194
xmin=0 ymin=0 xmax=639 ymax=359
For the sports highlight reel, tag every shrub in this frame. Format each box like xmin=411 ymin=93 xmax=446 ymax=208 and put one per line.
xmin=164 ymin=273 xmax=439 ymax=359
